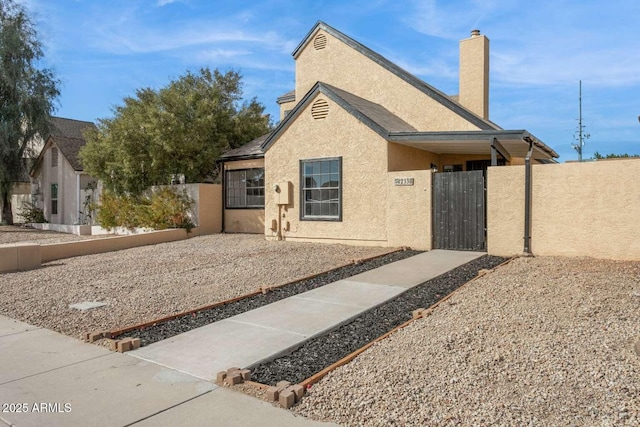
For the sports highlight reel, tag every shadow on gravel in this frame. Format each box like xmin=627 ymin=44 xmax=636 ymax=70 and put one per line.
xmin=250 ymin=255 xmax=507 ymax=385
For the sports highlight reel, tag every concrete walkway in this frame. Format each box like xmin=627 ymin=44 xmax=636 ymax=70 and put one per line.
xmin=0 ymin=249 xmax=483 ymax=426
xmin=130 ymin=250 xmax=483 ymax=381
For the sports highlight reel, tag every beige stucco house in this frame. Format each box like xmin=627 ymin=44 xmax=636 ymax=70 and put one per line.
xmin=30 ymin=117 xmax=98 ymax=225
xmin=220 ymin=22 xmax=558 ymax=250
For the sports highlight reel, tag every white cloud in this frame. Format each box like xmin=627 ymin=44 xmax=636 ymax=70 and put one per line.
xmin=156 ymin=0 xmax=180 ymax=6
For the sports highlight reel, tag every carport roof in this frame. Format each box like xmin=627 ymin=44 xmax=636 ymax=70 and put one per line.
xmin=389 ymin=130 xmax=559 ymax=161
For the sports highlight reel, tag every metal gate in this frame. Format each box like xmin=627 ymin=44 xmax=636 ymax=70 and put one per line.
xmin=432 ymin=170 xmax=486 ymax=251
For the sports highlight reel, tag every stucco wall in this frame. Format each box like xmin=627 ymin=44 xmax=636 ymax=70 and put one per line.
xmin=386 ymin=170 xmax=432 ymax=250
xmin=279 ymin=100 xmax=297 ymax=121
xmin=223 ymin=158 xmax=265 ymax=234
xmin=388 ymin=142 xmax=438 ymax=172
xmin=488 ymin=160 xmax=640 ymax=260
xmin=265 ymin=93 xmax=389 ymax=245
xmin=295 ymin=28 xmax=481 ymax=132
xmin=225 ymin=209 xmax=264 ymax=234
xmin=487 ymin=165 xmax=525 ymax=256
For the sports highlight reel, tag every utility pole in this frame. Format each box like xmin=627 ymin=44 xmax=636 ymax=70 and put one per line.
xmin=572 ymin=80 xmax=590 ymax=161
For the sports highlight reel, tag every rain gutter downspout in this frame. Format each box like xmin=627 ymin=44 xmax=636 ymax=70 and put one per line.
xmin=524 ymin=137 xmax=534 ymax=256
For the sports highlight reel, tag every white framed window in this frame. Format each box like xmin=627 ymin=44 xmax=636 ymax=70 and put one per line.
xmin=300 ymin=157 xmax=341 ymax=221
xmin=51 ymin=183 xmax=58 ymax=215
xmin=226 ymin=168 xmax=265 ymax=208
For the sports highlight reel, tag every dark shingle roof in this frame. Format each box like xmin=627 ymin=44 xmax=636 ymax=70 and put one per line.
xmin=51 ymin=135 xmax=89 ymax=171
xmin=49 ymin=117 xmax=96 ymax=140
xmin=277 ymin=90 xmax=296 ymax=104
xmin=326 ymin=84 xmax=416 ymax=133
xmin=262 ymin=82 xmax=416 ymax=151
xmin=47 ymin=117 xmax=97 ymax=171
xmin=219 ymin=133 xmax=270 ymax=160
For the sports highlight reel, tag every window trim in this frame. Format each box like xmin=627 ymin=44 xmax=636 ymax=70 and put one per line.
xmin=225 ymin=168 xmax=265 ymax=210
xmin=299 ymin=157 xmax=342 ymax=222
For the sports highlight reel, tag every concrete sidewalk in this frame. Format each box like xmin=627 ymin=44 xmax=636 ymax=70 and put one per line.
xmin=0 ymin=316 xmax=336 ymax=427
xmin=0 ymin=249 xmax=482 ymax=426
xmin=130 ymin=250 xmax=483 ymax=381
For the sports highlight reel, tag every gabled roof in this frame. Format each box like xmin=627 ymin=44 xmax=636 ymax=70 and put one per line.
xmin=219 ymin=133 xmax=270 ymax=161
xmin=31 ymin=117 xmax=97 ymax=174
xmin=262 ymin=82 xmax=415 ymax=152
xmin=49 ymin=117 xmax=96 ymax=140
xmin=292 ymin=21 xmax=498 ymax=132
xmin=261 ymin=82 xmax=558 ymax=161
xmin=51 ymin=135 xmax=89 ymax=171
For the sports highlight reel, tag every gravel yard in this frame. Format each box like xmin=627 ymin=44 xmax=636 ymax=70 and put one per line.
xmin=0 ymin=225 xmax=97 ymax=244
xmin=293 ymin=256 xmax=640 ymax=426
xmin=0 ymin=233 xmax=393 ymax=338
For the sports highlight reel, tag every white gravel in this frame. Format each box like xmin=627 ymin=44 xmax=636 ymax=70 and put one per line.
xmin=293 ymin=256 xmax=640 ymax=426
xmin=0 ymin=233 xmax=393 ymax=338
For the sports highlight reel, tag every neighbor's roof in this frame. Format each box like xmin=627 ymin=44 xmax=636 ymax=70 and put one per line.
xmin=51 ymin=135 xmax=90 ymax=171
xmin=291 ymin=21 xmax=499 ymax=132
xmin=49 ymin=117 xmax=96 ymax=140
xmin=48 ymin=117 xmax=97 ymax=171
xmin=219 ymin=133 xmax=270 ymax=161
xmin=31 ymin=117 xmax=97 ymax=174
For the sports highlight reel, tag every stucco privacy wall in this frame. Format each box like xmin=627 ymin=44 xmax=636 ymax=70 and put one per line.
xmin=265 ymin=94 xmax=389 ymax=245
xmin=488 ymin=159 xmax=640 ymax=260
xmin=386 ymin=170 xmax=432 ymax=250
xmin=223 ymin=159 xmax=265 ymax=234
xmin=295 ymin=29 xmax=482 ymax=132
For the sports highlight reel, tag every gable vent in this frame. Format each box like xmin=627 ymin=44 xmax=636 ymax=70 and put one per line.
xmin=313 ymin=33 xmax=327 ymax=50
xmin=311 ymin=99 xmax=329 ymax=120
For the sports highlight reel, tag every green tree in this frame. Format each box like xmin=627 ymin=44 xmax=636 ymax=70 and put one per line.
xmin=592 ymin=151 xmax=640 ymax=160
xmin=0 ymin=0 xmax=59 ymax=224
xmin=80 ymin=68 xmax=271 ymax=196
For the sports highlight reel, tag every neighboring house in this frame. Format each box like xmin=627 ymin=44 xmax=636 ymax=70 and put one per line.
xmin=30 ymin=117 xmax=98 ymax=225
xmin=222 ymin=22 xmax=558 ymax=250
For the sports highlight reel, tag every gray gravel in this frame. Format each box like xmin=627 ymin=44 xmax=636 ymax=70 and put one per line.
xmin=252 ymin=255 xmax=506 ymax=386
xmin=115 ymin=250 xmax=421 ymax=346
xmin=0 ymin=233 xmax=393 ymax=338
xmin=293 ymin=256 xmax=640 ymax=426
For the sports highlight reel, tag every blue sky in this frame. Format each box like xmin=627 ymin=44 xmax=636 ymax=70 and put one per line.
xmin=20 ymin=0 xmax=640 ymax=161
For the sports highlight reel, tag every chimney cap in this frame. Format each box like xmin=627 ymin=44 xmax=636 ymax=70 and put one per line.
xmin=470 ymin=29 xmax=481 ymax=37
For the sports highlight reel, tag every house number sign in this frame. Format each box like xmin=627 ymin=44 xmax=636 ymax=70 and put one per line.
xmin=394 ymin=177 xmax=414 ymax=186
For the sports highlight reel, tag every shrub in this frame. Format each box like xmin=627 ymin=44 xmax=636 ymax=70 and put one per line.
xmin=18 ymin=202 xmax=47 ymax=224
xmin=96 ymin=188 xmax=194 ymax=232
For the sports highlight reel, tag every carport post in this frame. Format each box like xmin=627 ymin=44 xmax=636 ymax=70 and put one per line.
xmin=523 ymin=137 xmax=534 ymax=255
xmin=491 ymin=137 xmax=497 ymax=166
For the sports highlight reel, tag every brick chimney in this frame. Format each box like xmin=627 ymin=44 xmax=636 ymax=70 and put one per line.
xmin=459 ymin=29 xmax=489 ymax=120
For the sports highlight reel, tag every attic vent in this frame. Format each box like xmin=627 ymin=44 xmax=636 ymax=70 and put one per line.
xmin=313 ymin=33 xmax=327 ymax=50
xmin=311 ymin=99 xmax=329 ymax=120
